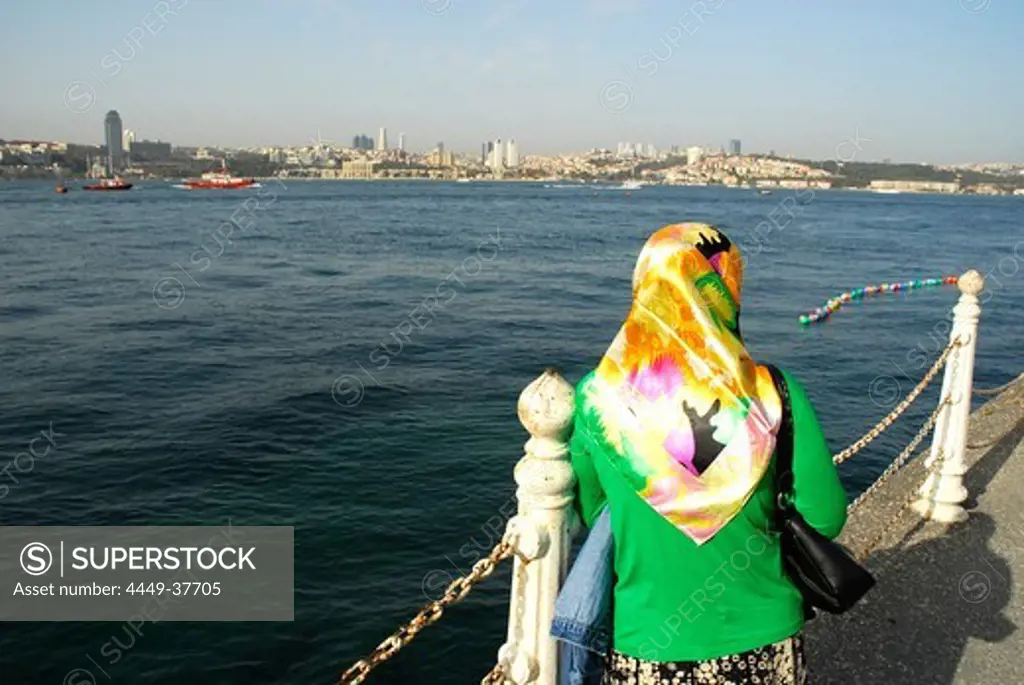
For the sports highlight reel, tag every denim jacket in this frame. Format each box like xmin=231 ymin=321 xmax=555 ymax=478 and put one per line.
xmin=551 ymin=506 xmax=614 ymax=685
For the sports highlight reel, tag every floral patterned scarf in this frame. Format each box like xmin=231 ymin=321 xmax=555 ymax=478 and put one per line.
xmin=583 ymin=223 xmax=782 ymax=545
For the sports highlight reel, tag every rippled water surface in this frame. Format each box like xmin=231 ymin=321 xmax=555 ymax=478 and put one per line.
xmin=0 ymin=180 xmax=1021 ymax=684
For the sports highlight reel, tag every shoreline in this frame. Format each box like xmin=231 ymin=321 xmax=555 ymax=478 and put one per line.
xmin=13 ymin=176 xmax=1021 ymax=197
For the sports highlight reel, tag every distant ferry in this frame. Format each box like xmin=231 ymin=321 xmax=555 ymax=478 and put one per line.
xmin=83 ymin=177 xmax=133 ymax=191
xmin=183 ymin=160 xmax=255 ymax=190
xmin=620 ymin=180 xmax=644 ymax=190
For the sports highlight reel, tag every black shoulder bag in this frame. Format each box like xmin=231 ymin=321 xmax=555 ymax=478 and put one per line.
xmin=765 ymin=365 xmax=876 ymax=614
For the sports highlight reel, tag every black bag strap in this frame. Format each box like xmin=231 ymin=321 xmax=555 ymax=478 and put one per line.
xmin=764 ymin=365 xmax=796 ymax=527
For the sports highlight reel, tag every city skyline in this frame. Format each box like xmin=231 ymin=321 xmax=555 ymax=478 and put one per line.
xmin=3 ymin=1 xmax=1022 ymax=164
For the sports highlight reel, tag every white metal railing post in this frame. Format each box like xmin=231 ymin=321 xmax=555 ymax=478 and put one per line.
xmin=496 ymin=370 xmax=576 ymax=685
xmin=912 ymin=269 xmax=984 ymax=522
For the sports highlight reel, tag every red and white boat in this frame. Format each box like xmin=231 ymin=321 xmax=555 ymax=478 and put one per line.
xmin=183 ymin=160 xmax=255 ymax=190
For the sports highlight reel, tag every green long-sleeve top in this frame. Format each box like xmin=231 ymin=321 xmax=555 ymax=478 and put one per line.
xmin=571 ymin=368 xmax=848 ymax=662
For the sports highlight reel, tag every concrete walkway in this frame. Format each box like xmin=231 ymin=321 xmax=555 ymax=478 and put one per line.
xmin=806 ymin=375 xmax=1024 ymax=684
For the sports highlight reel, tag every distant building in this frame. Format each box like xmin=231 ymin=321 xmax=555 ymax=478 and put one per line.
xmin=869 ymin=179 xmax=960 ymax=194
xmin=506 ymin=139 xmax=520 ymax=168
xmin=729 ymin=139 xmax=742 ymax=156
xmin=341 ymin=159 xmax=376 ymax=179
xmin=351 ymin=134 xmax=374 ymax=151
xmin=122 ymin=129 xmax=136 ymax=166
xmin=429 ymin=142 xmax=454 ymax=167
xmin=104 ymin=110 xmax=124 ymax=174
xmin=377 ymin=127 xmax=388 ymax=151
xmin=488 ymin=138 xmax=504 ymax=170
xmin=129 ymin=139 xmax=172 ymax=162
xmin=398 ymin=132 xmax=406 ymax=152
xmin=686 ymin=146 xmax=703 ymax=166
xmin=194 ymin=147 xmax=214 ymax=160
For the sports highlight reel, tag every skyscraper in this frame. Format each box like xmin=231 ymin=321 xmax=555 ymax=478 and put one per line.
xmin=398 ymin=133 xmax=406 ymax=151
xmin=430 ymin=142 xmax=453 ymax=167
xmin=104 ymin=110 xmax=124 ymax=175
xmin=729 ymin=139 xmax=742 ymax=156
xmin=488 ymin=138 xmax=504 ymax=170
xmin=377 ymin=127 xmax=388 ymax=151
xmin=122 ymin=129 xmax=135 ymax=166
xmin=505 ymin=139 xmax=519 ymax=168
xmin=686 ymin=146 xmax=703 ymax=166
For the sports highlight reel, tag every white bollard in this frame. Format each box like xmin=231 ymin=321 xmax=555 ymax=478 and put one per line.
xmin=912 ymin=269 xmax=984 ymax=523
xmin=496 ymin=369 xmax=576 ymax=685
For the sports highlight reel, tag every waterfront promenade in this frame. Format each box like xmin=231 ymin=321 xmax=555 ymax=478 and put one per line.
xmin=807 ymin=375 xmax=1024 ymax=684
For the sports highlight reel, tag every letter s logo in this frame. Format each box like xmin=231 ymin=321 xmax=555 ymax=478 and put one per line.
xmin=63 ymin=82 xmax=97 ymax=114
xmin=20 ymin=542 xmax=53 ymax=576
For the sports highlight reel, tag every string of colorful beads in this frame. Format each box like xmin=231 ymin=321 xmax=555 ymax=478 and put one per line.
xmin=798 ymin=276 xmax=959 ymax=325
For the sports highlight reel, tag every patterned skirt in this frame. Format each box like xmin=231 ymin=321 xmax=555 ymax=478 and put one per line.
xmin=602 ymin=634 xmax=806 ymax=685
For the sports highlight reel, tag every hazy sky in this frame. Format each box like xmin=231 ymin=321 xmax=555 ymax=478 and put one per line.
xmin=3 ymin=0 xmax=1021 ymax=163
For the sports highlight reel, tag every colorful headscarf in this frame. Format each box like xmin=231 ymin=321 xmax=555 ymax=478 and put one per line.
xmin=582 ymin=223 xmax=782 ymax=545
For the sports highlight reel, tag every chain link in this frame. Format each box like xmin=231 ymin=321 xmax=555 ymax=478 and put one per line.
xmin=481 ymin=663 xmax=508 ymax=684
xmin=855 ymin=444 xmax=945 ymax=560
xmin=847 ymin=341 xmax=962 ymax=556
xmin=338 ymin=539 xmax=517 ymax=685
xmin=973 ymin=372 xmax=1024 ymax=396
xmin=832 ymin=339 xmax=960 ymax=466
xmin=848 ymin=395 xmax=951 ymax=513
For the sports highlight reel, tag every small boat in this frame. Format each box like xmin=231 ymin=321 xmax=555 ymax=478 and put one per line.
xmin=83 ymin=177 xmax=133 ymax=191
xmin=183 ymin=159 xmax=255 ymax=190
xmin=56 ymin=184 xmax=68 ymax=194
xmin=620 ymin=180 xmax=643 ymax=190
xmin=757 ymin=189 xmax=772 ymax=196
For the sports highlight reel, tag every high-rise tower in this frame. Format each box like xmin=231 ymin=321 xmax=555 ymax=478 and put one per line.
xmin=505 ymin=139 xmax=519 ymax=168
xmin=104 ymin=110 xmax=124 ymax=174
xmin=488 ymin=138 xmax=504 ymax=170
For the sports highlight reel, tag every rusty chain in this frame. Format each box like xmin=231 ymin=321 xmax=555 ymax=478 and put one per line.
xmin=973 ymin=372 xmax=1024 ymax=396
xmin=480 ymin=663 xmax=508 ymax=684
xmin=851 ymin=341 xmax=963 ymax=557
xmin=338 ymin=539 xmax=517 ymax=685
xmin=832 ymin=338 xmax=960 ymax=466
xmin=855 ymin=444 xmax=946 ymax=560
xmin=848 ymin=395 xmax=952 ymax=514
